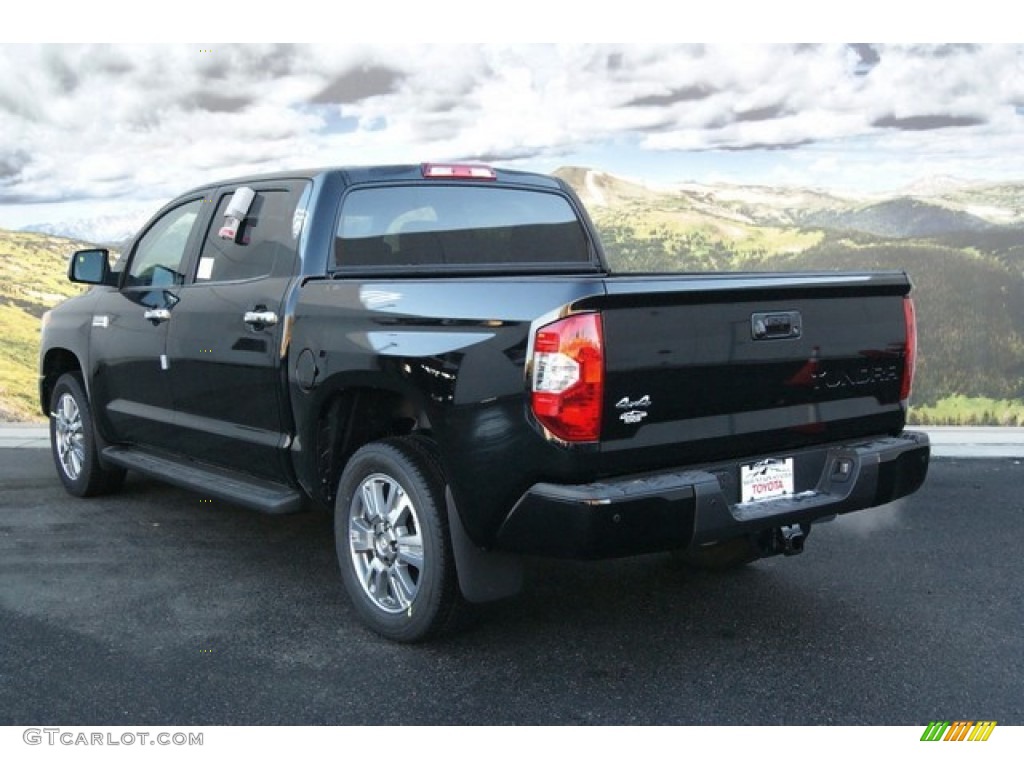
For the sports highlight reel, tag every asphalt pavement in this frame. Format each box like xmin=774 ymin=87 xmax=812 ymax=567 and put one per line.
xmin=0 ymin=438 xmax=1021 ymax=725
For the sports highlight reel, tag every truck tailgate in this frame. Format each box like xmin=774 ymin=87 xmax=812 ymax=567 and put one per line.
xmin=586 ymin=271 xmax=913 ymax=474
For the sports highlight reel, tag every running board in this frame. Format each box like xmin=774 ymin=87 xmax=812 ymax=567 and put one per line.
xmin=102 ymin=446 xmax=304 ymax=514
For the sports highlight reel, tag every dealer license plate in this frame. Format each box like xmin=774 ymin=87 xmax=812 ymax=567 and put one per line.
xmin=740 ymin=457 xmax=795 ymax=503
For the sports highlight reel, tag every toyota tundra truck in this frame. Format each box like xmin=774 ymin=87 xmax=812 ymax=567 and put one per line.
xmin=39 ymin=163 xmax=930 ymax=641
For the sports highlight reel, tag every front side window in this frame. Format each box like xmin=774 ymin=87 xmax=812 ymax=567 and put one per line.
xmin=335 ymin=185 xmax=591 ymax=270
xmin=125 ymin=199 xmax=203 ymax=288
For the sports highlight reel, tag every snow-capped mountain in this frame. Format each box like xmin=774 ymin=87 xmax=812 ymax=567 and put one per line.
xmin=21 ymin=211 xmax=153 ymax=247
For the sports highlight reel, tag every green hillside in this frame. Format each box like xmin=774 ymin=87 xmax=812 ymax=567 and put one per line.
xmin=802 ymin=198 xmax=993 ymax=238
xmin=781 ymin=237 xmax=1024 ymax=409
xmin=572 ymin=172 xmax=1024 ymax=425
xmin=0 ymin=230 xmax=91 ymax=421
xmin=593 ymin=206 xmax=823 ymax=272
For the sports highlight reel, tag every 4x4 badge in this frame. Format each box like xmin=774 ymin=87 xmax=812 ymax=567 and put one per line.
xmin=616 ymin=395 xmax=651 ymax=409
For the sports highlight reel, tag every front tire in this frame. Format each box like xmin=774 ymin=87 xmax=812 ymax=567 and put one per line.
xmin=49 ymin=373 xmax=125 ymax=497
xmin=334 ymin=437 xmax=462 ymax=642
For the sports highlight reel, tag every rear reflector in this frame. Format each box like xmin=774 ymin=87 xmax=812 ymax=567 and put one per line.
xmin=901 ymin=297 xmax=917 ymax=403
xmin=422 ymin=163 xmax=497 ymax=180
xmin=530 ymin=313 xmax=604 ymax=442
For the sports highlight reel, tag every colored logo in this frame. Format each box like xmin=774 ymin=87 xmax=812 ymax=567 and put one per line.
xmin=920 ymin=721 xmax=996 ymax=742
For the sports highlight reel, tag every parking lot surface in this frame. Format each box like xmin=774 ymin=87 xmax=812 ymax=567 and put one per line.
xmin=1 ymin=448 xmax=1021 ymax=725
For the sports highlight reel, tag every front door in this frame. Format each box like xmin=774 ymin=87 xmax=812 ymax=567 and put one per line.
xmin=90 ymin=198 xmax=205 ymax=449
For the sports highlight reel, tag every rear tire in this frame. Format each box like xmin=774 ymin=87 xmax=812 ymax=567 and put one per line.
xmin=49 ymin=373 xmax=125 ymax=497
xmin=335 ymin=437 xmax=463 ymax=642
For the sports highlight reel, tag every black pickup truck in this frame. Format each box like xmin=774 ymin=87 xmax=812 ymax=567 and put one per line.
xmin=40 ymin=163 xmax=929 ymax=641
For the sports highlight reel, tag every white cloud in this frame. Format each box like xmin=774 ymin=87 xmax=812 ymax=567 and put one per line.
xmin=0 ymin=43 xmax=1022 ymax=227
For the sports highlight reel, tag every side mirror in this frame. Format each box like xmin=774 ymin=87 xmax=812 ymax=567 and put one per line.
xmin=68 ymin=248 xmax=115 ymax=286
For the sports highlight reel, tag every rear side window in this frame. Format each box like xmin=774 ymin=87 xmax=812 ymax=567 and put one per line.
xmin=334 ymin=185 xmax=591 ymax=270
xmin=195 ymin=184 xmax=308 ymax=283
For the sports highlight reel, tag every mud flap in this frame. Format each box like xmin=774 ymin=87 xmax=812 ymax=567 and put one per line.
xmin=446 ymin=487 xmax=523 ymax=603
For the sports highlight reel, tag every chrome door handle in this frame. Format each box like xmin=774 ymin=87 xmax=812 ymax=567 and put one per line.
xmin=143 ymin=308 xmax=171 ymax=323
xmin=243 ymin=310 xmax=278 ymax=327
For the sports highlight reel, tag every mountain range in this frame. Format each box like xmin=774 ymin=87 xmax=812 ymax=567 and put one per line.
xmin=553 ymin=167 xmax=1024 ymax=416
xmin=18 ymin=168 xmax=1024 ymax=246
xmin=21 ymin=209 xmax=155 ymax=248
xmin=553 ymin=166 xmax=1024 ymax=237
xmin=2 ymin=167 xmax=1023 ymax=422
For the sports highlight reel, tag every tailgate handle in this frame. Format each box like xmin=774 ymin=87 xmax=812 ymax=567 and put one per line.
xmin=752 ymin=311 xmax=801 ymax=341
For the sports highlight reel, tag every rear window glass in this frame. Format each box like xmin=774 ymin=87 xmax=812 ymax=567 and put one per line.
xmin=334 ymin=185 xmax=590 ymax=270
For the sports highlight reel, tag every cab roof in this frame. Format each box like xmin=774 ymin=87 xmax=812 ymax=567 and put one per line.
xmin=182 ymin=164 xmax=566 ymax=195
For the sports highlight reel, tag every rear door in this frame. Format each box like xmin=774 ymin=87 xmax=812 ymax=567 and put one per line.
xmin=163 ymin=180 xmax=310 ymax=481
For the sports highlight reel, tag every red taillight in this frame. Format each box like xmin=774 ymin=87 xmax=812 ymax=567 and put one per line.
xmin=530 ymin=312 xmax=604 ymax=442
xmin=901 ymin=297 xmax=917 ymax=403
xmin=421 ymin=163 xmax=497 ymax=180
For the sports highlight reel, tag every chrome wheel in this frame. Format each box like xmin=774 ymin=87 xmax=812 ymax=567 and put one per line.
xmin=335 ymin=438 xmax=462 ymax=641
xmin=48 ymin=373 xmax=125 ymax=498
xmin=348 ymin=472 xmax=425 ymax=614
xmin=53 ymin=392 xmax=85 ymax=481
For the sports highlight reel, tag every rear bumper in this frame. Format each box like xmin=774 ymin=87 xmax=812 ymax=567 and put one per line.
xmin=494 ymin=431 xmax=930 ymax=559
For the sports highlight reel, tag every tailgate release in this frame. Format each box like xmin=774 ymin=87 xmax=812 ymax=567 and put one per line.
xmin=752 ymin=311 xmax=802 ymax=341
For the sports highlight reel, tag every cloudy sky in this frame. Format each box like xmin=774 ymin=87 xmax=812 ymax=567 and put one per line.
xmin=1 ymin=43 xmax=1022 ymax=230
